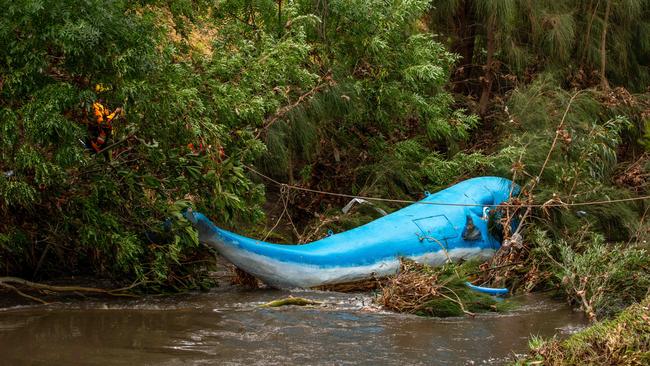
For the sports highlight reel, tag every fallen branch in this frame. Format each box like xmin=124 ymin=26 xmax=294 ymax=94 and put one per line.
xmin=0 ymin=281 xmax=49 ymax=305
xmin=439 ymin=285 xmax=475 ymax=317
xmin=0 ymin=276 xmax=142 ymax=304
xmin=260 ymin=296 xmax=322 ymax=307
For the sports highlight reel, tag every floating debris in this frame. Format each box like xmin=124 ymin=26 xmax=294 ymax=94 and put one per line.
xmin=377 ymin=259 xmax=507 ymax=317
xmin=261 ymin=296 xmax=322 ymax=307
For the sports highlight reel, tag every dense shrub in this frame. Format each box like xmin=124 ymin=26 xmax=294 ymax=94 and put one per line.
xmin=0 ymin=0 xmax=475 ymax=289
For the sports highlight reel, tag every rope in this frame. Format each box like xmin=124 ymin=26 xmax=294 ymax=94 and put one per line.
xmin=242 ymin=164 xmax=650 ymax=209
xmin=262 ymin=185 xmax=301 ymax=241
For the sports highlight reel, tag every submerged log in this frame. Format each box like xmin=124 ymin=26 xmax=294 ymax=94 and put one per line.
xmin=260 ymin=297 xmax=322 ymax=307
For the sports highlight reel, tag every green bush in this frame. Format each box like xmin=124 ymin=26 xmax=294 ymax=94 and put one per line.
xmin=532 ymin=230 xmax=650 ymax=320
xmin=0 ymin=0 xmax=479 ymax=289
xmin=0 ymin=0 xmax=296 ymax=289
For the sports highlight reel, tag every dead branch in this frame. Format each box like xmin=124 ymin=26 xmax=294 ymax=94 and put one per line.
xmin=0 ymin=276 xmax=142 ymax=304
xmin=0 ymin=281 xmax=49 ymax=305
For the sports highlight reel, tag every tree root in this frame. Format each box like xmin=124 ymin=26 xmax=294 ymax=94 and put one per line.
xmin=0 ymin=276 xmax=142 ymax=305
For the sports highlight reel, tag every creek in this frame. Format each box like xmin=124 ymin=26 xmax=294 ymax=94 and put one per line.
xmin=0 ymin=290 xmax=586 ymax=365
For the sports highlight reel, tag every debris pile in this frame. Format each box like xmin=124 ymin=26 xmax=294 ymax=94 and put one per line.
xmin=378 ymin=259 xmax=504 ymax=317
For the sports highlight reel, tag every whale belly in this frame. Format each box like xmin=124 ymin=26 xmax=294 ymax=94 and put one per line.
xmin=205 ymin=233 xmax=494 ymax=288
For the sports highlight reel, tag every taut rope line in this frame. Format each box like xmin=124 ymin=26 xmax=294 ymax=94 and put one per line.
xmin=242 ymin=164 xmax=650 ymax=209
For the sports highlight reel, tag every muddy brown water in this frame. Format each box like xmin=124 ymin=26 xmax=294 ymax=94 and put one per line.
xmin=0 ymin=289 xmax=586 ymax=365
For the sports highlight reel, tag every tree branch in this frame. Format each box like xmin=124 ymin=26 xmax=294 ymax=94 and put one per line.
xmin=0 ymin=276 xmax=142 ymax=305
xmin=255 ymin=74 xmax=335 ymax=138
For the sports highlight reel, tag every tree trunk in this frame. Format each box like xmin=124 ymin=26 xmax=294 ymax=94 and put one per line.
xmin=277 ymin=0 xmax=283 ymax=38
xmin=478 ymin=16 xmax=496 ymax=116
xmin=451 ymin=0 xmax=477 ymax=94
xmin=580 ymin=0 xmax=598 ymax=67
xmin=314 ymin=0 xmax=328 ymax=41
xmin=599 ymin=0 xmax=611 ymax=90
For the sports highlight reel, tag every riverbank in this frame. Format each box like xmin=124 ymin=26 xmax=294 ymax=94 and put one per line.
xmin=516 ymin=295 xmax=650 ymax=365
xmin=0 ymin=257 xmax=236 ymax=308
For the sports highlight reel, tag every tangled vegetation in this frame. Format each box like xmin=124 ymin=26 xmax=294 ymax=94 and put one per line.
xmin=0 ymin=0 xmax=490 ymax=291
xmin=530 ymin=230 xmax=650 ymax=321
xmin=378 ymin=259 xmax=508 ymax=317
xmin=0 ymin=0 xmax=275 ymax=291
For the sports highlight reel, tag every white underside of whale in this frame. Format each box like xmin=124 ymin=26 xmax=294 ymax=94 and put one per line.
xmin=205 ymin=236 xmax=495 ymax=288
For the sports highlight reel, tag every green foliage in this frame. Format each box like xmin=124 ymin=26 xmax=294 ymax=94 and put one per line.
xmin=532 ymin=230 xmax=650 ymax=320
xmin=359 ymin=139 xmax=519 ymax=198
xmin=498 ymin=75 xmax=640 ymax=239
xmin=431 ymin=0 xmax=650 ymax=91
xmin=0 ymin=0 xmax=287 ymax=289
xmin=221 ymin=0 xmax=486 ymax=202
xmin=1 ymin=0 xmax=492 ymax=288
xmin=1 ymin=0 xmax=647 ymax=303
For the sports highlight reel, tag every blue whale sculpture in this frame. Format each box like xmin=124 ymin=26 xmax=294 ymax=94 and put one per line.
xmin=186 ymin=177 xmax=516 ymax=289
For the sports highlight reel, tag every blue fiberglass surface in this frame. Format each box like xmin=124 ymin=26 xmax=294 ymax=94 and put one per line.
xmin=465 ymin=282 xmax=510 ymax=296
xmin=188 ymin=177 xmax=518 ymax=269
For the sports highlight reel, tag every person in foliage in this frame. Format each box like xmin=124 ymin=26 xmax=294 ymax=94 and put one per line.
xmin=85 ymin=100 xmax=121 ymax=155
